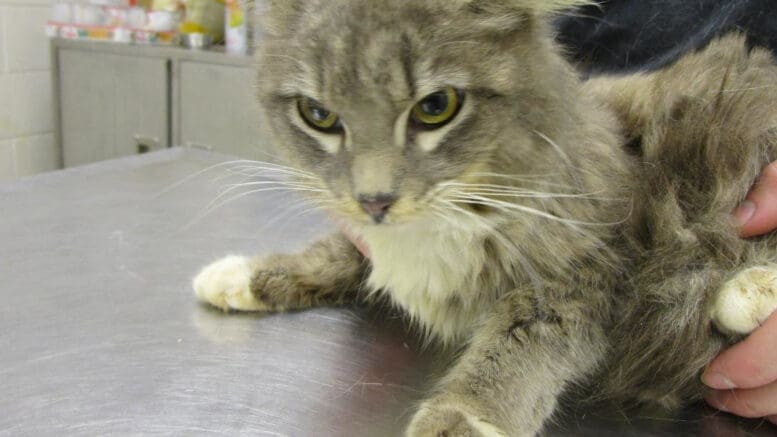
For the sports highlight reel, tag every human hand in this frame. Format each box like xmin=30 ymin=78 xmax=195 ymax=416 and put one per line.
xmin=703 ymin=311 xmax=777 ymax=425
xmin=702 ymin=161 xmax=777 ymax=425
xmin=334 ymin=217 xmax=371 ymax=258
xmin=733 ymin=161 xmax=777 ymax=238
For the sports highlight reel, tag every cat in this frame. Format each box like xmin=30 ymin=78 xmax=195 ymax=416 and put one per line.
xmin=193 ymin=0 xmax=777 ymax=435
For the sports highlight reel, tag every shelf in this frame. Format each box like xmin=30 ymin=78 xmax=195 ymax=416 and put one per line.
xmin=51 ymin=37 xmax=256 ymax=67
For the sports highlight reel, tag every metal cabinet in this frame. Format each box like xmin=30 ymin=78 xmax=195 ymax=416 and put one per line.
xmin=59 ymin=49 xmax=169 ymax=167
xmin=178 ymin=61 xmax=269 ymax=161
xmin=52 ymin=39 xmax=273 ymax=167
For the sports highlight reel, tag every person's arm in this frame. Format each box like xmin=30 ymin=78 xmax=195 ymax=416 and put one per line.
xmin=703 ymin=161 xmax=777 ymax=425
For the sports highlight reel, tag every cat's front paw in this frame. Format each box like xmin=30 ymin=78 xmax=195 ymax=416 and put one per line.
xmin=406 ymin=400 xmax=507 ymax=437
xmin=711 ymin=265 xmax=777 ymax=335
xmin=193 ymin=256 xmax=267 ymax=311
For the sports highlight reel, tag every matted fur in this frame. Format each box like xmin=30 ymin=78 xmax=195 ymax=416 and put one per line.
xmin=585 ymin=39 xmax=777 ymax=408
xmin=195 ymin=0 xmax=777 ymax=435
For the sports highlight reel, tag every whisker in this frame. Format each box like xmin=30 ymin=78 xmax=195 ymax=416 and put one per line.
xmin=465 ymin=172 xmax=580 ymax=190
xmin=219 ymin=180 xmax=325 ymax=194
xmin=430 ymin=200 xmax=547 ymax=289
xmin=153 ymin=159 xmax=269 ymax=199
xmin=219 ymin=167 xmax=315 ymax=182
xmin=209 ymin=180 xmax=324 ymax=211
xmin=186 ymin=186 xmax=328 ymax=230
xmin=261 ymin=197 xmax=335 ymax=230
xmin=224 ymin=163 xmax=318 ymax=180
xmin=451 ymin=191 xmax=610 ymax=200
xmin=533 ymin=129 xmax=573 ymax=167
xmin=440 ymin=183 xmax=612 ymax=200
xmin=154 ymin=156 xmax=319 ymax=200
xmin=442 ymin=187 xmax=624 ymax=228
xmin=229 ymin=159 xmax=318 ymax=176
xmin=446 ymin=196 xmax=608 ymax=227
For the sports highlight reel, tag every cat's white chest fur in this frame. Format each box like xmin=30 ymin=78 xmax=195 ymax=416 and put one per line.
xmin=359 ymin=222 xmax=489 ymax=340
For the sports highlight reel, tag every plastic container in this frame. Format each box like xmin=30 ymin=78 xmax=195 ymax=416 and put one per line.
xmin=148 ymin=10 xmax=178 ymax=31
xmin=73 ymin=3 xmax=104 ymax=26
xmin=180 ymin=0 xmax=224 ymax=43
xmin=225 ymin=0 xmax=247 ymax=54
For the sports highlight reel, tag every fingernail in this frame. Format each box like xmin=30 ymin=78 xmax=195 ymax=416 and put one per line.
xmin=702 ymin=370 xmax=737 ymax=390
xmin=733 ymin=200 xmax=756 ymax=227
xmin=704 ymin=390 xmax=729 ymax=412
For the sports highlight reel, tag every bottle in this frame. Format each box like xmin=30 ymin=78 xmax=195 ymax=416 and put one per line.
xmin=225 ymin=0 xmax=247 ymax=54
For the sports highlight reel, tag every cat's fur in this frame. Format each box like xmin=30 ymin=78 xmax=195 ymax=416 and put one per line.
xmin=194 ymin=0 xmax=777 ymax=435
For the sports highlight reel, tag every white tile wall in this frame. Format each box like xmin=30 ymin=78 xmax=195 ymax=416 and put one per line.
xmin=0 ymin=0 xmax=59 ymax=184
xmin=0 ymin=6 xmax=7 ymax=72
xmin=5 ymin=4 xmax=51 ymax=71
xmin=0 ymin=71 xmax=54 ymax=140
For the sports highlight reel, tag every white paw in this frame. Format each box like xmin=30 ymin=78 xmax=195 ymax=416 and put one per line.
xmin=193 ymin=256 xmax=266 ymax=311
xmin=711 ymin=266 xmax=777 ymax=335
xmin=406 ymin=401 xmax=508 ymax=437
xmin=463 ymin=414 xmax=509 ymax=437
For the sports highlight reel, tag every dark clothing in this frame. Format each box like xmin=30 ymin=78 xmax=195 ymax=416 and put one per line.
xmin=556 ymin=0 xmax=777 ymax=73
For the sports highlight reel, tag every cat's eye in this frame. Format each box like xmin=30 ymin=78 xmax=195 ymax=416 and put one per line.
xmin=298 ymin=97 xmax=342 ymax=132
xmin=411 ymin=87 xmax=463 ymax=129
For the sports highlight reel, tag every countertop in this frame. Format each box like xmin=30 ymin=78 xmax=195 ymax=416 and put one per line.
xmin=1 ymin=148 xmax=774 ymax=436
xmin=51 ymin=38 xmax=256 ymax=67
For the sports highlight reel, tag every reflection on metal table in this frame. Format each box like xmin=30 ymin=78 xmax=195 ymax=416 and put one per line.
xmin=1 ymin=148 xmax=774 ymax=436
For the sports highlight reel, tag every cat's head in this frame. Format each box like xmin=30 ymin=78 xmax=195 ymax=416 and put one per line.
xmin=256 ymin=0 xmax=594 ymax=227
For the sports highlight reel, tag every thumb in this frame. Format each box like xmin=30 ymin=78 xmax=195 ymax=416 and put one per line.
xmin=703 ymin=310 xmax=777 ymax=390
xmin=735 ymin=161 xmax=777 ymax=238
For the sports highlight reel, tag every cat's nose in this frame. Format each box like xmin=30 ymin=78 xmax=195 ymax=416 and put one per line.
xmin=358 ymin=194 xmax=396 ymax=224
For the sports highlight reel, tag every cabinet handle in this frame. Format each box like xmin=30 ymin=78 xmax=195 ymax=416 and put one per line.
xmin=134 ymin=135 xmax=161 ymax=154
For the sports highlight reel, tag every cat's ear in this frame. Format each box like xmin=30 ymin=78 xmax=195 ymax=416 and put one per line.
xmin=257 ymin=0 xmax=305 ymax=37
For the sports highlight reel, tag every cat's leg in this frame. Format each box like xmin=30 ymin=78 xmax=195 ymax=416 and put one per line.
xmin=406 ymin=288 xmax=608 ymax=437
xmin=711 ymin=265 xmax=777 ymax=336
xmin=194 ymin=233 xmax=367 ymax=312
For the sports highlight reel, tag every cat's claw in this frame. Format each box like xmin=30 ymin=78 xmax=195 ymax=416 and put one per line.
xmin=193 ymin=255 xmax=267 ymax=311
xmin=406 ymin=401 xmax=508 ymax=437
xmin=711 ymin=265 xmax=777 ymax=335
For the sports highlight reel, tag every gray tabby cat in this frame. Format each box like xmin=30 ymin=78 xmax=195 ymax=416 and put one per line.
xmin=194 ymin=0 xmax=777 ymax=435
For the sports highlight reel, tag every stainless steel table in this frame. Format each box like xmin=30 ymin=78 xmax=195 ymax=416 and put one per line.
xmin=1 ymin=148 xmax=774 ymax=436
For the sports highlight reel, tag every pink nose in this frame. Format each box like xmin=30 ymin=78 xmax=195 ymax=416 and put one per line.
xmin=358 ymin=194 xmax=396 ymax=223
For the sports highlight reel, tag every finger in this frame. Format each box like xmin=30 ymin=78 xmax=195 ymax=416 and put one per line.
xmin=332 ymin=217 xmax=371 ymax=258
xmin=703 ymin=310 xmax=777 ymax=389
xmin=770 ymin=415 xmax=777 ymax=426
xmin=736 ymin=161 xmax=777 ymax=238
xmin=704 ymin=380 xmax=777 ymax=418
